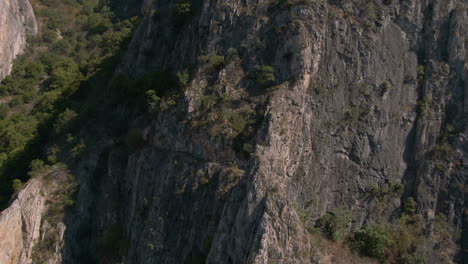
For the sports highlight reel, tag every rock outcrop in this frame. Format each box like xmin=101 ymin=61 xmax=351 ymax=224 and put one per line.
xmin=62 ymin=0 xmax=466 ymax=263
xmin=0 ymin=0 xmax=466 ymax=263
xmin=0 ymin=0 xmax=37 ymax=80
xmin=0 ymin=179 xmax=46 ymax=264
xmin=0 ymin=167 xmax=74 ymax=264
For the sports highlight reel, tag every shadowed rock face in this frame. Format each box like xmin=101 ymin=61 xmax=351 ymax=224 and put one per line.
xmin=0 ymin=0 xmax=466 ymax=263
xmin=0 ymin=0 xmax=37 ymax=80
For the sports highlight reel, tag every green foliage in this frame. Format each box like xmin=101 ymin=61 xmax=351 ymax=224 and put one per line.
xmin=363 ymin=2 xmax=377 ymax=20
xmin=416 ymin=96 xmax=432 ymax=115
xmin=148 ymin=243 xmax=155 ymax=251
xmin=242 ymin=143 xmax=254 ymax=153
xmin=146 ymin=89 xmax=161 ymax=112
xmin=369 ymin=182 xmax=404 ymax=201
xmin=217 ymin=111 xmax=254 ymax=138
xmin=0 ymin=104 xmax=9 ymax=119
xmin=53 ymin=109 xmax=78 ymax=134
xmin=85 ymin=13 xmax=112 ymax=35
xmin=315 ymin=207 xmax=352 ymax=241
xmin=48 ymin=58 xmax=84 ymax=91
xmin=9 ymin=95 xmax=24 ymax=107
xmin=352 ymin=224 xmax=390 ymax=262
xmin=349 ymin=215 xmax=427 ymax=263
xmin=47 ymin=145 xmax=60 ymax=164
xmin=226 ymin=48 xmax=239 ymax=63
xmin=382 ymin=80 xmax=392 ymax=94
xmin=12 ymin=179 xmax=23 ymax=192
xmin=199 ymin=55 xmax=225 ymax=71
xmin=176 ymin=71 xmax=190 ymax=88
xmin=433 ymin=143 xmax=451 ymax=156
xmin=175 ymin=1 xmax=192 ymax=16
xmin=417 ymin=65 xmax=425 ymax=80
xmin=254 ymin=65 xmax=276 ymax=87
xmin=0 ymin=113 xmax=39 ymax=153
xmin=345 ymin=106 xmax=361 ymax=124
xmin=71 ymin=139 xmax=87 ymax=159
xmin=28 ymin=159 xmax=50 ymax=178
xmin=403 ymin=197 xmax=417 ymax=214
xmin=0 ymin=0 xmax=139 ymax=208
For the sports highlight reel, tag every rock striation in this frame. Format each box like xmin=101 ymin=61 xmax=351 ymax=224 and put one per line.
xmin=62 ymin=0 xmax=466 ymax=263
xmin=0 ymin=179 xmax=48 ymax=264
xmin=0 ymin=0 xmax=466 ymax=263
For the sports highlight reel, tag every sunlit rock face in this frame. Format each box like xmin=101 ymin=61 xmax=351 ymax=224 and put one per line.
xmin=0 ymin=0 xmax=37 ymax=80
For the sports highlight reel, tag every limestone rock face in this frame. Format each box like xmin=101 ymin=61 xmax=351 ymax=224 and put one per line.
xmin=0 ymin=0 xmax=466 ymax=263
xmin=0 ymin=0 xmax=37 ymax=80
xmin=0 ymin=168 xmax=72 ymax=264
xmin=0 ymin=179 xmax=46 ymax=264
xmin=62 ymin=0 xmax=466 ymax=263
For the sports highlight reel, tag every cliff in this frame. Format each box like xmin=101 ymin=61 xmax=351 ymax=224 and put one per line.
xmin=0 ymin=165 xmax=74 ymax=264
xmin=63 ymin=0 xmax=466 ymax=263
xmin=0 ymin=0 xmax=466 ymax=263
xmin=0 ymin=0 xmax=37 ymax=80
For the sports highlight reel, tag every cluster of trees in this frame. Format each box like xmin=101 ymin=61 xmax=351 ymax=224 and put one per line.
xmin=0 ymin=0 xmax=138 ymax=207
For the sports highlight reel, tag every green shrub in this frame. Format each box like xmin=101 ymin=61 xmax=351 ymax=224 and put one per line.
xmin=47 ymin=145 xmax=60 ymax=164
xmin=416 ymin=96 xmax=431 ymax=115
xmin=403 ymin=197 xmax=417 ymax=214
xmin=242 ymin=143 xmax=254 ymax=153
xmin=199 ymin=55 xmax=225 ymax=71
xmin=42 ymin=30 xmax=57 ymax=43
xmin=28 ymin=159 xmax=49 ymax=178
xmin=53 ymin=109 xmax=78 ymax=134
xmin=175 ymin=1 xmax=192 ymax=16
xmin=222 ymin=111 xmax=252 ymax=138
xmin=12 ymin=179 xmax=24 ymax=192
xmin=49 ymin=58 xmax=84 ymax=91
xmin=21 ymin=90 xmax=36 ymax=103
xmin=0 ymin=104 xmax=9 ymax=119
xmin=390 ymin=183 xmax=404 ymax=195
xmin=352 ymin=224 xmax=390 ymax=262
xmin=146 ymin=89 xmax=161 ymax=111
xmin=24 ymin=62 xmax=44 ymax=79
xmin=417 ymin=65 xmax=425 ymax=80
xmin=71 ymin=140 xmax=87 ymax=158
xmin=363 ymin=2 xmax=377 ymax=20
xmin=176 ymin=71 xmax=190 ymax=88
xmin=370 ymin=182 xmax=404 ymax=200
xmin=9 ymin=95 xmax=24 ymax=107
xmin=434 ymin=144 xmax=451 ymax=156
xmin=226 ymin=48 xmax=239 ymax=63
xmin=160 ymin=97 xmax=177 ymax=111
xmin=345 ymin=106 xmax=361 ymax=124
xmin=315 ymin=207 xmax=352 ymax=241
xmin=382 ymin=80 xmax=391 ymax=94
xmin=254 ymin=65 xmax=275 ymax=87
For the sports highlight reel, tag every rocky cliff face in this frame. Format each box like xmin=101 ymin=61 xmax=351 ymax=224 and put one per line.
xmin=62 ymin=0 xmax=466 ymax=263
xmin=0 ymin=166 xmax=74 ymax=264
xmin=0 ymin=0 xmax=37 ymax=80
xmin=0 ymin=0 xmax=466 ymax=263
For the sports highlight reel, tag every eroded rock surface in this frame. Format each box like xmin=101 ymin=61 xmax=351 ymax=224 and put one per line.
xmin=0 ymin=0 xmax=466 ymax=263
xmin=0 ymin=0 xmax=37 ymax=80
